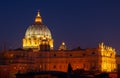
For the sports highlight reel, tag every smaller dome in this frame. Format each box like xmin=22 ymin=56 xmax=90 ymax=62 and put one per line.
xmin=59 ymin=42 xmax=67 ymax=51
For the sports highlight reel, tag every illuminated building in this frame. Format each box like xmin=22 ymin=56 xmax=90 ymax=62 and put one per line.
xmin=98 ymin=43 xmax=116 ymax=72
xmin=0 ymin=11 xmax=117 ymax=78
xmin=23 ymin=11 xmax=53 ymax=51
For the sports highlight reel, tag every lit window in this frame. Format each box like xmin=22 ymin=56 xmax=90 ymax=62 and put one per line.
xmin=14 ymin=67 xmax=17 ymax=69
xmin=40 ymin=65 xmax=42 ymax=68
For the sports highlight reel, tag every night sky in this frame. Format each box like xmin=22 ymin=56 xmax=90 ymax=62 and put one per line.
xmin=0 ymin=0 xmax=120 ymax=54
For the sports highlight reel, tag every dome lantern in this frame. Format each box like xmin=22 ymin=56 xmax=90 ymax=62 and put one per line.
xmin=35 ymin=11 xmax=42 ymax=23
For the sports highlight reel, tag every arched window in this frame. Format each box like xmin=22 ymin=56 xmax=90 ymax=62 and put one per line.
xmin=70 ymin=54 xmax=72 ymax=56
xmin=83 ymin=53 xmax=86 ymax=56
xmin=54 ymin=54 xmax=56 ymax=56
xmin=92 ymin=52 xmax=95 ymax=55
xmin=53 ymin=65 xmax=56 ymax=68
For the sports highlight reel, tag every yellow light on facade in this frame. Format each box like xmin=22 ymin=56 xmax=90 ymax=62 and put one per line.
xmin=99 ymin=42 xmax=117 ymax=72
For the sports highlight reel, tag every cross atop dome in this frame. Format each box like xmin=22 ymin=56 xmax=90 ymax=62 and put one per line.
xmin=35 ymin=10 xmax=42 ymax=23
xmin=37 ymin=10 xmax=40 ymax=17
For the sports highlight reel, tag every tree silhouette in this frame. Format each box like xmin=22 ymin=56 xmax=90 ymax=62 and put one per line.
xmin=67 ymin=63 xmax=73 ymax=73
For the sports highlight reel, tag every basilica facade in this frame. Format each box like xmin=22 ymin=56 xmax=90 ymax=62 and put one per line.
xmin=0 ymin=11 xmax=117 ymax=78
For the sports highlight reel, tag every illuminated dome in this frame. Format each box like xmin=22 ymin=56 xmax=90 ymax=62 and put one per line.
xmin=25 ymin=23 xmax=52 ymax=39
xmin=23 ymin=11 xmax=54 ymax=51
xmin=25 ymin=12 xmax=52 ymax=39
